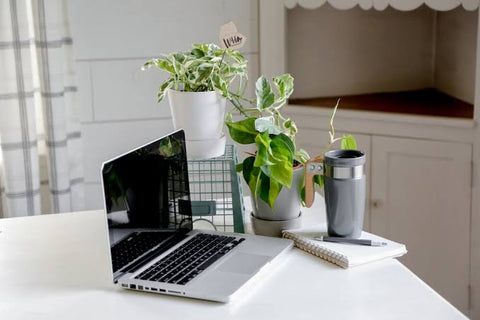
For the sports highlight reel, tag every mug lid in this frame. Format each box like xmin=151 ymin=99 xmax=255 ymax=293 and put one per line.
xmin=324 ymin=149 xmax=365 ymax=167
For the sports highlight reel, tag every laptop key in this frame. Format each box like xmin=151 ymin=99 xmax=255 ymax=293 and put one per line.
xmin=197 ymin=252 xmax=226 ymax=270
xmin=177 ymin=271 xmax=199 ymax=285
xmin=169 ymin=271 xmax=188 ymax=283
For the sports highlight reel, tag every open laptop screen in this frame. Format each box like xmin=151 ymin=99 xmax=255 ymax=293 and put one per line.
xmin=102 ymin=130 xmax=193 ymax=237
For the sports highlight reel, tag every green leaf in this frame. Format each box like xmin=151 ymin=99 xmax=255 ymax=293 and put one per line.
xmin=154 ymin=58 xmax=175 ymax=74
xmin=173 ymin=52 xmax=186 ymax=63
xmin=171 ymin=54 xmax=183 ymax=76
xmin=259 ymin=164 xmax=271 ymax=178
xmin=273 ymin=73 xmax=294 ymax=105
xmin=192 ymin=43 xmax=208 ymax=52
xmin=254 ymin=132 xmax=278 ymax=167
xmin=283 ymin=118 xmax=298 ymax=136
xmin=300 ymin=175 xmax=324 ymax=205
xmin=341 ymin=134 xmax=357 ymax=150
xmin=191 ymin=48 xmax=204 ymax=58
xmin=295 ymin=148 xmax=310 ymax=165
xmin=250 ymin=133 xmax=294 ymax=190
xmin=314 ymin=174 xmax=324 ymax=188
xmin=236 ymin=163 xmax=243 ymax=173
xmin=258 ymin=172 xmax=283 ymax=210
xmin=255 ymin=76 xmax=275 ymax=110
xmin=242 ymin=156 xmax=261 ymax=198
xmin=158 ymin=136 xmax=173 ymax=156
xmin=228 ymin=50 xmax=245 ymax=62
xmin=273 ymin=133 xmax=295 ymax=155
xmin=142 ymin=59 xmax=157 ymax=70
xmin=157 ymin=79 xmax=173 ymax=102
xmin=225 ymin=118 xmax=257 ymax=144
xmin=268 ymin=134 xmax=294 ymax=188
xmin=258 ymin=173 xmax=269 ymax=206
xmin=197 ymin=66 xmax=213 ymax=83
xmin=254 ymin=116 xmax=282 ymax=135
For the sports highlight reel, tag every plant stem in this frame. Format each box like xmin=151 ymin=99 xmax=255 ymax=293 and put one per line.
xmin=319 ymin=137 xmax=342 ymax=157
xmin=229 ymin=97 xmax=249 ymax=117
xmin=230 ymin=92 xmax=256 ymax=105
xmin=219 ymin=49 xmax=227 ymax=67
xmin=329 ymin=99 xmax=341 ymax=141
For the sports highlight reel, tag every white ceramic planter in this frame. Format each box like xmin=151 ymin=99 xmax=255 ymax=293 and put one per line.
xmin=167 ymin=89 xmax=226 ymax=159
xmin=251 ymin=167 xmax=304 ymax=237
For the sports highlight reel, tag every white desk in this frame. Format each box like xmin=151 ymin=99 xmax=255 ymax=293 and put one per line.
xmin=0 ymin=210 xmax=466 ymax=320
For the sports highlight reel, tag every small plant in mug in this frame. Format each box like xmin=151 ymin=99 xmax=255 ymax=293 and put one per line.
xmin=306 ymin=100 xmax=357 ymax=194
xmin=325 ymin=100 xmax=357 ymax=153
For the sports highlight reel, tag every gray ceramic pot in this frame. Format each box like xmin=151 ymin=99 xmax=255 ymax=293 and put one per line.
xmin=251 ymin=167 xmax=303 ymax=236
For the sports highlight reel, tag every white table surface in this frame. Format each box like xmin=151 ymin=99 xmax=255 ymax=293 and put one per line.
xmin=0 ymin=206 xmax=467 ymax=320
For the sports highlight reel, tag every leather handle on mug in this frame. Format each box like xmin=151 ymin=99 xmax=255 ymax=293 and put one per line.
xmin=304 ymin=158 xmax=324 ymax=208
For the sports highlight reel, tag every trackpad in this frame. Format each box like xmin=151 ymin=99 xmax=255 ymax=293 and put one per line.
xmin=217 ymin=252 xmax=270 ymax=275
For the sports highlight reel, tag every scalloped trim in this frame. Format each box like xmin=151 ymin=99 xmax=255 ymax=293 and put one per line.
xmin=284 ymin=0 xmax=479 ymax=11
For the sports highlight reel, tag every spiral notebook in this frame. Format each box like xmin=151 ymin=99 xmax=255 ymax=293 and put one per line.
xmin=282 ymin=225 xmax=407 ymax=268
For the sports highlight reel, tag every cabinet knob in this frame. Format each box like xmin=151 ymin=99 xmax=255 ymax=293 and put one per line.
xmin=372 ymin=200 xmax=383 ymax=209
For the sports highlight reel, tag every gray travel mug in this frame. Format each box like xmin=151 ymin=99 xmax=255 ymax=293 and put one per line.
xmin=305 ymin=150 xmax=366 ymax=238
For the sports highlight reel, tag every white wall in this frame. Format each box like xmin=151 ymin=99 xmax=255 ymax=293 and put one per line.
xmin=435 ymin=7 xmax=477 ymax=104
xmin=68 ymin=0 xmax=259 ymax=210
xmin=287 ymin=5 xmax=435 ymax=98
xmin=287 ymin=4 xmax=477 ymax=103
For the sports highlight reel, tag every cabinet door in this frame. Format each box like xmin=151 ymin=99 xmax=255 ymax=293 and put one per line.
xmin=296 ymin=128 xmax=372 ymax=230
xmin=371 ymin=136 xmax=471 ymax=314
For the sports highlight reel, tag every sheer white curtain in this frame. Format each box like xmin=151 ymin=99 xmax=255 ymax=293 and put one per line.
xmin=0 ymin=0 xmax=84 ymax=217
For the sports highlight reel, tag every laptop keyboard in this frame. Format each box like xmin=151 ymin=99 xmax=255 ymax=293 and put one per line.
xmin=111 ymin=232 xmax=174 ymax=273
xmin=135 ymin=233 xmax=245 ymax=285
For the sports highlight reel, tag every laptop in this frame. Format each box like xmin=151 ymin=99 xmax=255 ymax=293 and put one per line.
xmin=101 ymin=129 xmax=293 ymax=302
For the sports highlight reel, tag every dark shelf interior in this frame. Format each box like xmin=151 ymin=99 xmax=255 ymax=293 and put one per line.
xmin=288 ymin=88 xmax=474 ymax=119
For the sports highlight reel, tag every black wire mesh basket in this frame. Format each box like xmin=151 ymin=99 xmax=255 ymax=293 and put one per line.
xmin=187 ymin=144 xmax=245 ymax=233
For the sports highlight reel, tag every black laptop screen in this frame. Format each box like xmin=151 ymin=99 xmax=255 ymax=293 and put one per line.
xmin=102 ymin=130 xmax=193 ymax=233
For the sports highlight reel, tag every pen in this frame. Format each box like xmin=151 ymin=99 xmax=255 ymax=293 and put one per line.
xmin=314 ymin=236 xmax=387 ymax=247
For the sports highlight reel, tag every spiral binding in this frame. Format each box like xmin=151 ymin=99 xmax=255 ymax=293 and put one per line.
xmin=282 ymin=231 xmax=349 ymax=268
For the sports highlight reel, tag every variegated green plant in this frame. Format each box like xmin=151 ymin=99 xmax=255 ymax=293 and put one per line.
xmin=226 ymin=73 xmax=357 ymax=210
xmin=142 ymin=43 xmax=248 ymax=104
xmin=226 ymin=74 xmax=305 ymax=209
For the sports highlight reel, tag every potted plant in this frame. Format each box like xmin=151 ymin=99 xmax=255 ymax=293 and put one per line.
xmin=143 ymin=43 xmax=248 ymax=159
xmin=225 ymin=73 xmax=305 ymax=235
xmin=226 ymin=74 xmax=356 ymax=236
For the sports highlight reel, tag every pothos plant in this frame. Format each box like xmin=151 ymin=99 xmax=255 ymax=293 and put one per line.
xmin=142 ymin=43 xmax=249 ymax=105
xmin=225 ymin=73 xmax=357 ymax=210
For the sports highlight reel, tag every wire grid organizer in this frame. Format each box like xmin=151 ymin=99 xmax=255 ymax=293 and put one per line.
xmin=166 ymin=153 xmax=193 ymax=230
xmin=187 ymin=144 xmax=245 ymax=233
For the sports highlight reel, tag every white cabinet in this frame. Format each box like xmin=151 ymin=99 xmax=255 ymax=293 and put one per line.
xmin=261 ymin=1 xmax=479 ymax=316
xmin=283 ymin=104 xmax=473 ymax=314
xmin=371 ymin=136 xmax=472 ymax=314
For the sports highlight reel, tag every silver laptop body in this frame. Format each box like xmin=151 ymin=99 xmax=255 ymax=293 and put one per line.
xmin=101 ymin=129 xmax=293 ymax=302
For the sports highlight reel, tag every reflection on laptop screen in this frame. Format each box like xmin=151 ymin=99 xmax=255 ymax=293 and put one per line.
xmin=102 ymin=130 xmax=193 ymax=274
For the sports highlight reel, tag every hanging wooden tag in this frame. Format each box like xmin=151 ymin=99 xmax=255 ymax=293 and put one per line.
xmin=219 ymin=21 xmax=247 ymax=50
